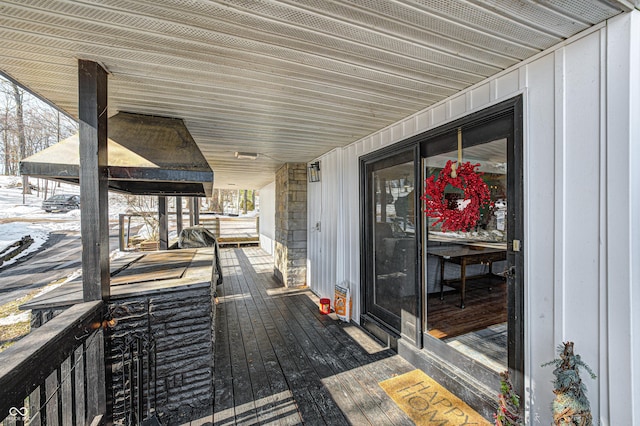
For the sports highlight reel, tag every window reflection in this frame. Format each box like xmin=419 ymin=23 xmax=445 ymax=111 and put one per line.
xmin=372 ymin=161 xmax=416 ymax=324
xmin=425 ymin=139 xmax=508 ymax=373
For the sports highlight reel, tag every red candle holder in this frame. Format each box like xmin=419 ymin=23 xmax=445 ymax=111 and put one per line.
xmin=319 ymin=298 xmax=331 ymax=314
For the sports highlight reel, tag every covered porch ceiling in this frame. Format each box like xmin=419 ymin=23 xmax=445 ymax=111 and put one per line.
xmin=0 ymin=0 xmax=636 ymax=189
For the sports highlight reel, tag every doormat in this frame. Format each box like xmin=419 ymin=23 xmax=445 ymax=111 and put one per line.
xmin=379 ymin=369 xmax=491 ymax=425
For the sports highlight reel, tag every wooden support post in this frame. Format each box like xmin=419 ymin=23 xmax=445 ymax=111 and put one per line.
xmin=77 ymin=59 xmax=109 ymax=422
xmin=189 ymin=197 xmax=200 ymax=226
xmin=119 ymin=213 xmax=126 ymax=252
xmin=194 ymin=197 xmax=200 ymax=225
xmin=159 ymin=196 xmax=168 ymax=250
xmin=189 ymin=197 xmax=195 ymax=227
xmin=79 ymin=59 xmax=109 ymax=302
xmin=176 ymin=196 xmax=183 ymax=235
xmin=213 ymin=217 xmax=221 ymax=238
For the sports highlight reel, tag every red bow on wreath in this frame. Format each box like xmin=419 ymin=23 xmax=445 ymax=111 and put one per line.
xmin=422 ymin=160 xmax=491 ymax=232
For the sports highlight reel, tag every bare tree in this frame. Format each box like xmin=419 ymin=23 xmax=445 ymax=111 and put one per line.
xmin=12 ymin=83 xmax=26 ymax=161
xmin=125 ymin=195 xmax=159 ymax=241
xmin=2 ymin=100 xmax=10 ymax=175
xmin=209 ymin=188 xmax=222 ymax=212
xmin=0 ymin=76 xmax=77 ymax=182
xmin=0 ymin=84 xmax=15 ymax=175
xmin=10 ymin=82 xmax=32 ymax=198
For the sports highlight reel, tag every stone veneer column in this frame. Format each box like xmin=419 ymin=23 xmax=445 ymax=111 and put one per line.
xmin=274 ymin=163 xmax=307 ymax=287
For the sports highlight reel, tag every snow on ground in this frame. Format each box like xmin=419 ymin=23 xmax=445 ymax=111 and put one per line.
xmin=0 ymin=311 xmax=30 ymax=326
xmin=0 ymin=176 xmax=78 ymax=268
xmin=0 ymin=175 xmax=258 ymax=333
xmin=0 ymin=175 xmax=136 ymax=329
xmin=0 ymin=175 xmax=130 ymax=269
xmin=0 ymin=174 xmax=259 ymax=272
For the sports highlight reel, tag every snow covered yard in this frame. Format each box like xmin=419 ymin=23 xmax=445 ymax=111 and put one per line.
xmin=0 ymin=178 xmax=79 ymax=267
xmin=0 ymin=176 xmax=130 ymax=351
xmin=0 ymin=176 xmax=258 ymax=351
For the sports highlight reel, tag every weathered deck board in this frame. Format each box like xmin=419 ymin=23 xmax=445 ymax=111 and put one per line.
xmin=231 ymin=257 xmax=304 ymax=426
xmin=211 ymin=247 xmax=415 ymax=425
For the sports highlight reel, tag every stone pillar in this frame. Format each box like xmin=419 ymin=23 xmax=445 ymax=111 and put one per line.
xmin=274 ymin=163 xmax=307 ymax=287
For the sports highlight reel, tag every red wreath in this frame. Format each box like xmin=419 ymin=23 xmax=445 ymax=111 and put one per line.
xmin=422 ymin=160 xmax=491 ymax=232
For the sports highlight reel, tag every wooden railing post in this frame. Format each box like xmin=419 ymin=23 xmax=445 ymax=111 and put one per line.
xmin=159 ymin=196 xmax=168 ymax=250
xmin=118 ymin=213 xmax=126 ymax=252
xmin=194 ymin=197 xmax=200 ymax=225
xmin=214 ymin=217 xmax=221 ymax=238
xmin=0 ymin=302 xmax=103 ymax=424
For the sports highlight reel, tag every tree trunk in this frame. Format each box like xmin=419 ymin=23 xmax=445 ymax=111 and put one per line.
xmin=243 ymin=189 xmax=248 ymax=214
xmin=13 ymin=83 xmax=30 ymax=192
xmin=3 ymin=108 xmax=10 ymax=175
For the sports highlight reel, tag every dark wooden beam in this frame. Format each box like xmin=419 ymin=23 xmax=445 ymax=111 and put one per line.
xmin=189 ymin=197 xmax=200 ymax=226
xmin=159 ymin=196 xmax=168 ymax=250
xmin=118 ymin=213 xmax=126 ymax=252
xmin=176 ymin=196 xmax=183 ymax=235
xmin=78 ymin=59 xmax=109 ymax=302
xmin=77 ymin=59 xmax=110 ymax=424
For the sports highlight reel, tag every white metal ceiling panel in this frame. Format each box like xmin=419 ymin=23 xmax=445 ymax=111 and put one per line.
xmin=0 ymin=0 xmax=630 ymax=188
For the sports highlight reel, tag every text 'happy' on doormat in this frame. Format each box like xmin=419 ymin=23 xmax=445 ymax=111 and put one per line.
xmin=379 ymin=369 xmax=491 ymax=425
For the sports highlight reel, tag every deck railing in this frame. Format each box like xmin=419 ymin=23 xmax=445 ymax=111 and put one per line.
xmin=199 ymin=215 xmax=259 ymax=246
xmin=0 ymin=301 xmax=107 ymax=425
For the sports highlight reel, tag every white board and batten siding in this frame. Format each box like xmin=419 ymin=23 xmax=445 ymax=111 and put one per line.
xmin=306 ymin=11 xmax=640 ymax=425
xmin=307 ymin=149 xmax=339 ymax=301
xmin=258 ymin=181 xmax=276 ymax=255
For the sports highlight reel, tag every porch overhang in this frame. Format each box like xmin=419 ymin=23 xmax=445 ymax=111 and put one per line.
xmin=19 ymin=112 xmax=213 ymax=197
xmin=1 ymin=1 xmax=635 ymax=189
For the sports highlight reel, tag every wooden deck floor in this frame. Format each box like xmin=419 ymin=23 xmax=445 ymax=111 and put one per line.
xmin=211 ymin=247 xmax=416 ymax=426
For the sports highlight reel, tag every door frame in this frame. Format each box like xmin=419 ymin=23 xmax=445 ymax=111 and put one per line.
xmin=359 ymin=95 xmax=524 ymax=395
xmin=360 ymin=144 xmax=422 ymax=346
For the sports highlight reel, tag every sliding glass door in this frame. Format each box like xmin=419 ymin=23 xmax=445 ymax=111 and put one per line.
xmin=360 ymin=96 xmax=524 ymax=397
xmin=423 ymin=137 xmax=509 ymax=373
xmin=362 ymin=148 xmax=420 ymax=338
xmin=417 ymin=100 xmax=524 ymax=394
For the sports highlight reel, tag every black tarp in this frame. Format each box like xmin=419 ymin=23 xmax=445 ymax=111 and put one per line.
xmin=170 ymin=227 xmax=223 ymax=288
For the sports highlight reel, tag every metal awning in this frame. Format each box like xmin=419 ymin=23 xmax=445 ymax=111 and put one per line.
xmin=19 ymin=112 xmax=213 ymax=196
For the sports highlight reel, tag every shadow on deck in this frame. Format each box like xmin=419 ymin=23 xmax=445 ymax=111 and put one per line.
xmin=207 ymin=247 xmax=416 ymax=426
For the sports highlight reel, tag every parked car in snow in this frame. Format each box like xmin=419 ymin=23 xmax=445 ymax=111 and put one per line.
xmin=41 ymin=194 xmax=80 ymax=212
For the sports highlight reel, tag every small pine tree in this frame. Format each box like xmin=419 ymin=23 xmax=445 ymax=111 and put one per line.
xmin=495 ymin=371 xmax=522 ymax=426
xmin=542 ymin=342 xmax=596 ymax=425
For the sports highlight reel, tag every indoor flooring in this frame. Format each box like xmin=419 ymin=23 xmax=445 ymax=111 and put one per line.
xmin=427 ymin=280 xmax=508 ymax=373
xmin=426 ymin=279 xmax=507 ymax=339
